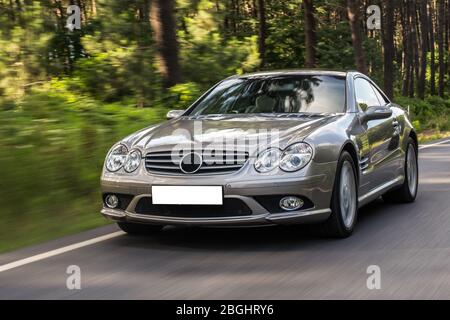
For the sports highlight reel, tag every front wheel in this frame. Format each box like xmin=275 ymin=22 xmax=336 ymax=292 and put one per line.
xmin=117 ymin=222 xmax=163 ymax=235
xmin=318 ymin=151 xmax=358 ymax=238
xmin=383 ymin=137 xmax=418 ymax=203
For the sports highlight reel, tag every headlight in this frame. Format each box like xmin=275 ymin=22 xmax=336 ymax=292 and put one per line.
xmin=106 ymin=144 xmax=128 ymax=172
xmin=279 ymin=142 xmax=313 ymax=172
xmin=123 ymin=149 xmax=142 ymax=173
xmin=254 ymin=148 xmax=282 ymax=173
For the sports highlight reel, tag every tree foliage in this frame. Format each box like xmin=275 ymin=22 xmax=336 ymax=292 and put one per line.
xmin=0 ymin=0 xmax=448 ymax=103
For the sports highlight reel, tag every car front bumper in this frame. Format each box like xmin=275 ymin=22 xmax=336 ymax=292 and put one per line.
xmin=100 ymin=161 xmax=337 ymax=226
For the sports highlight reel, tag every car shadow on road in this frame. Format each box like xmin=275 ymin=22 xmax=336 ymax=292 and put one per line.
xmin=111 ymin=197 xmax=407 ymax=253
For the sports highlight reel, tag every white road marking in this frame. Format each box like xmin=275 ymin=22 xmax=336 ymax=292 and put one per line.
xmin=419 ymin=139 xmax=450 ymax=150
xmin=1 ymin=139 xmax=449 ymax=274
xmin=0 ymin=231 xmax=125 ymax=273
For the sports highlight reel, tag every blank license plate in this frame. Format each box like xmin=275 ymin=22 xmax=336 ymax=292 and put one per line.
xmin=151 ymin=186 xmax=223 ymax=205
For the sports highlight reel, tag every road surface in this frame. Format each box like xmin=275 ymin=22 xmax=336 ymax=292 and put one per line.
xmin=1 ymin=139 xmax=450 ymax=299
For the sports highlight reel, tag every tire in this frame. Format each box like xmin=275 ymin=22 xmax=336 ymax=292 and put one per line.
xmin=117 ymin=222 xmax=163 ymax=235
xmin=318 ymin=151 xmax=358 ymax=238
xmin=382 ymin=137 xmax=418 ymax=203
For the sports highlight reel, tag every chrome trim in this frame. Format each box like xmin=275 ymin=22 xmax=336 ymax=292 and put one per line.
xmin=179 ymin=152 xmax=203 ymax=174
xmin=266 ymin=209 xmax=331 ymax=224
xmin=101 ymin=207 xmax=126 ymax=218
xmin=144 ymin=149 xmax=249 ymax=176
xmin=359 ymin=156 xmax=369 ymax=171
xmin=126 ymin=212 xmax=268 ymax=225
xmin=101 ymin=207 xmax=332 ymax=226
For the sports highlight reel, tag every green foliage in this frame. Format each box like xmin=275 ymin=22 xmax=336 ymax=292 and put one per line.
xmin=395 ymin=95 xmax=450 ymax=132
xmin=164 ymin=82 xmax=203 ymax=109
xmin=179 ymin=0 xmax=260 ymax=88
xmin=265 ymin=0 xmax=304 ymax=68
xmin=316 ymin=22 xmax=354 ymax=71
xmin=0 ymin=2 xmax=49 ymax=98
xmin=412 ymin=120 xmax=421 ymax=131
xmin=0 ymin=89 xmax=169 ymax=253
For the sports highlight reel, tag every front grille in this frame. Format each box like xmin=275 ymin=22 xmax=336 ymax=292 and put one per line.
xmin=134 ymin=197 xmax=252 ymax=217
xmin=145 ymin=149 xmax=249 ymax=175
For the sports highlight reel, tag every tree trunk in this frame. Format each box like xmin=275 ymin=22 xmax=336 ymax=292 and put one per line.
xmin=257 ymin=0 xmax=267 ymax=67
xmin=91 ymin=0 xmax=97 ymax=17
xmin=429 ymin=1 xmax=436 ymax=95
xmin=231 ymin=0 xmax=237 ymax=34
xmin=382 ymin=0 xmax=395 ymax=99
xmin=446 ymin=0 xmax=450 ymax=84
xmin=401 ymin=3 xmax=410 ymax=96
xmin=418 ymin=0 xmax=429 ymax=99
xmin=437 ymin=0 xmax=445 ymax=97
xmin=346 ymin=0 xmax=367 ymax=74
xmin=8 ymin=0 xmax=15 ymax=21
xmin=252 ymin=0 xmax=257 ymax=18
xmin=303 ymin=0 xmax=317 ymax=68
xmin=151 ymin=0 xmax=181 ymax=88
xmin=407 ymin=2 xmax=415 ymax=98
xmin=410 ymin=1 xmax=420 ymax=87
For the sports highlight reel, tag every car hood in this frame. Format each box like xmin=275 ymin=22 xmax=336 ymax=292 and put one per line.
xmin=122 ymin=114 xmax=341 ymax=153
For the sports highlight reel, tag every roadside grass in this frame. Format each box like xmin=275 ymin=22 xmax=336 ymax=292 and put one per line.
xmin=0 ymin=196 xmax=108 ymax=253
xmin=418 ymin=130 xmax=450 ymax=143
xmin=0 ymin=91 xmax=170 ymax=253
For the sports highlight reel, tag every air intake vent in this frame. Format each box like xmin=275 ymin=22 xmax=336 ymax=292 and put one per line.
xmin=135 ymin=197 xmax=252 ymax=217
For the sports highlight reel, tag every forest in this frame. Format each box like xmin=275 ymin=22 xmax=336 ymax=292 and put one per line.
xmin=0 ymin=0 xmax=449 ymax=252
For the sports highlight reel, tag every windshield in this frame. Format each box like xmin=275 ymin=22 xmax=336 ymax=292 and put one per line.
xmin=188 ymin=75 xmax=346 ymax=116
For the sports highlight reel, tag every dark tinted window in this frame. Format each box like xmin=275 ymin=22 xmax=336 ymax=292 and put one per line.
xmin=189 ymin=75 xmax=346 ymax=115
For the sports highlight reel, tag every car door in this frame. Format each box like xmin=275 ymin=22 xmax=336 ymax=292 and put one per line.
xmin=354 ymin=77 xmax=396 ymax=191
xmin=370 ymin=83 xmax=404 ymax=180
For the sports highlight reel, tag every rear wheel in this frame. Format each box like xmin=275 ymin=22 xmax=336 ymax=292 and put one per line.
xmin=318 ymin=151 xmax=358 ymax=238
xmin=383 ymin=137 xmax=418 ymax=203
xmin=117 ymin=222 xmax=163 ymax=235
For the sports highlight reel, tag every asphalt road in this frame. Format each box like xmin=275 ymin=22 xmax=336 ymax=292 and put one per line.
xmin=1 ymin=139 xmax=450 ymax=299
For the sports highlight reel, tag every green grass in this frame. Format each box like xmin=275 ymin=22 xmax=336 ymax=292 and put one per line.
xmin=395 ymin=95 xmax=450 ymax=133
xmin=0 ymin=198 xmax=108 ymax=253
xmin=0 ymin=90 xmax=171 ymax=253
xmin=418 ymin=131 xmax=450 ymax=143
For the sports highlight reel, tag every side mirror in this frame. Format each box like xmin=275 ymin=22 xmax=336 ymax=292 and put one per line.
xmin=361 ymin=106 xmax=392 ymax=122
xmin=166 ymin=110 xmax=184 ymax=120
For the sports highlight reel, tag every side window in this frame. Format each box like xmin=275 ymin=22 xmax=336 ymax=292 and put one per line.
xmin=371 ymin=85 xmax=389 ymax=106
xmin=354 ymin=78 xmax=381 ymax=111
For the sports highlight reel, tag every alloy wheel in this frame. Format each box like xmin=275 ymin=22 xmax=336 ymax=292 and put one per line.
xmin=407 ymin=145 xmax=418 ymax=196
xmin=339 ymin=160 xmax=357 ymax=229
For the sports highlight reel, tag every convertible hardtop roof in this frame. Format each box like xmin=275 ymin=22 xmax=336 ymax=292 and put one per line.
xmin=234 ymin=69 xmax=351 ymax=79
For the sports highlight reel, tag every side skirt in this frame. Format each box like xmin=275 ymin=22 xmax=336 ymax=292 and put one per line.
xmin=358 ymin=176 xmax=404 ymax=208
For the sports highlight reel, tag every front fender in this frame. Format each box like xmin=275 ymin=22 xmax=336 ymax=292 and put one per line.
xmin=304 ymin=114 xmax=359 ymax=164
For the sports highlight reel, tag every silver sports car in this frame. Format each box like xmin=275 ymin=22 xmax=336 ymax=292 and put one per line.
xmin=101 ymin=70 xmax=418 ymax=238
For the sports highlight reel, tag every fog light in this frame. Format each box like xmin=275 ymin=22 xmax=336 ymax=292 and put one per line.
xmin=105 ymin=194 xmax=119 ymax=209
xmin=279 ymin=196 xmax=304 ymax=211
